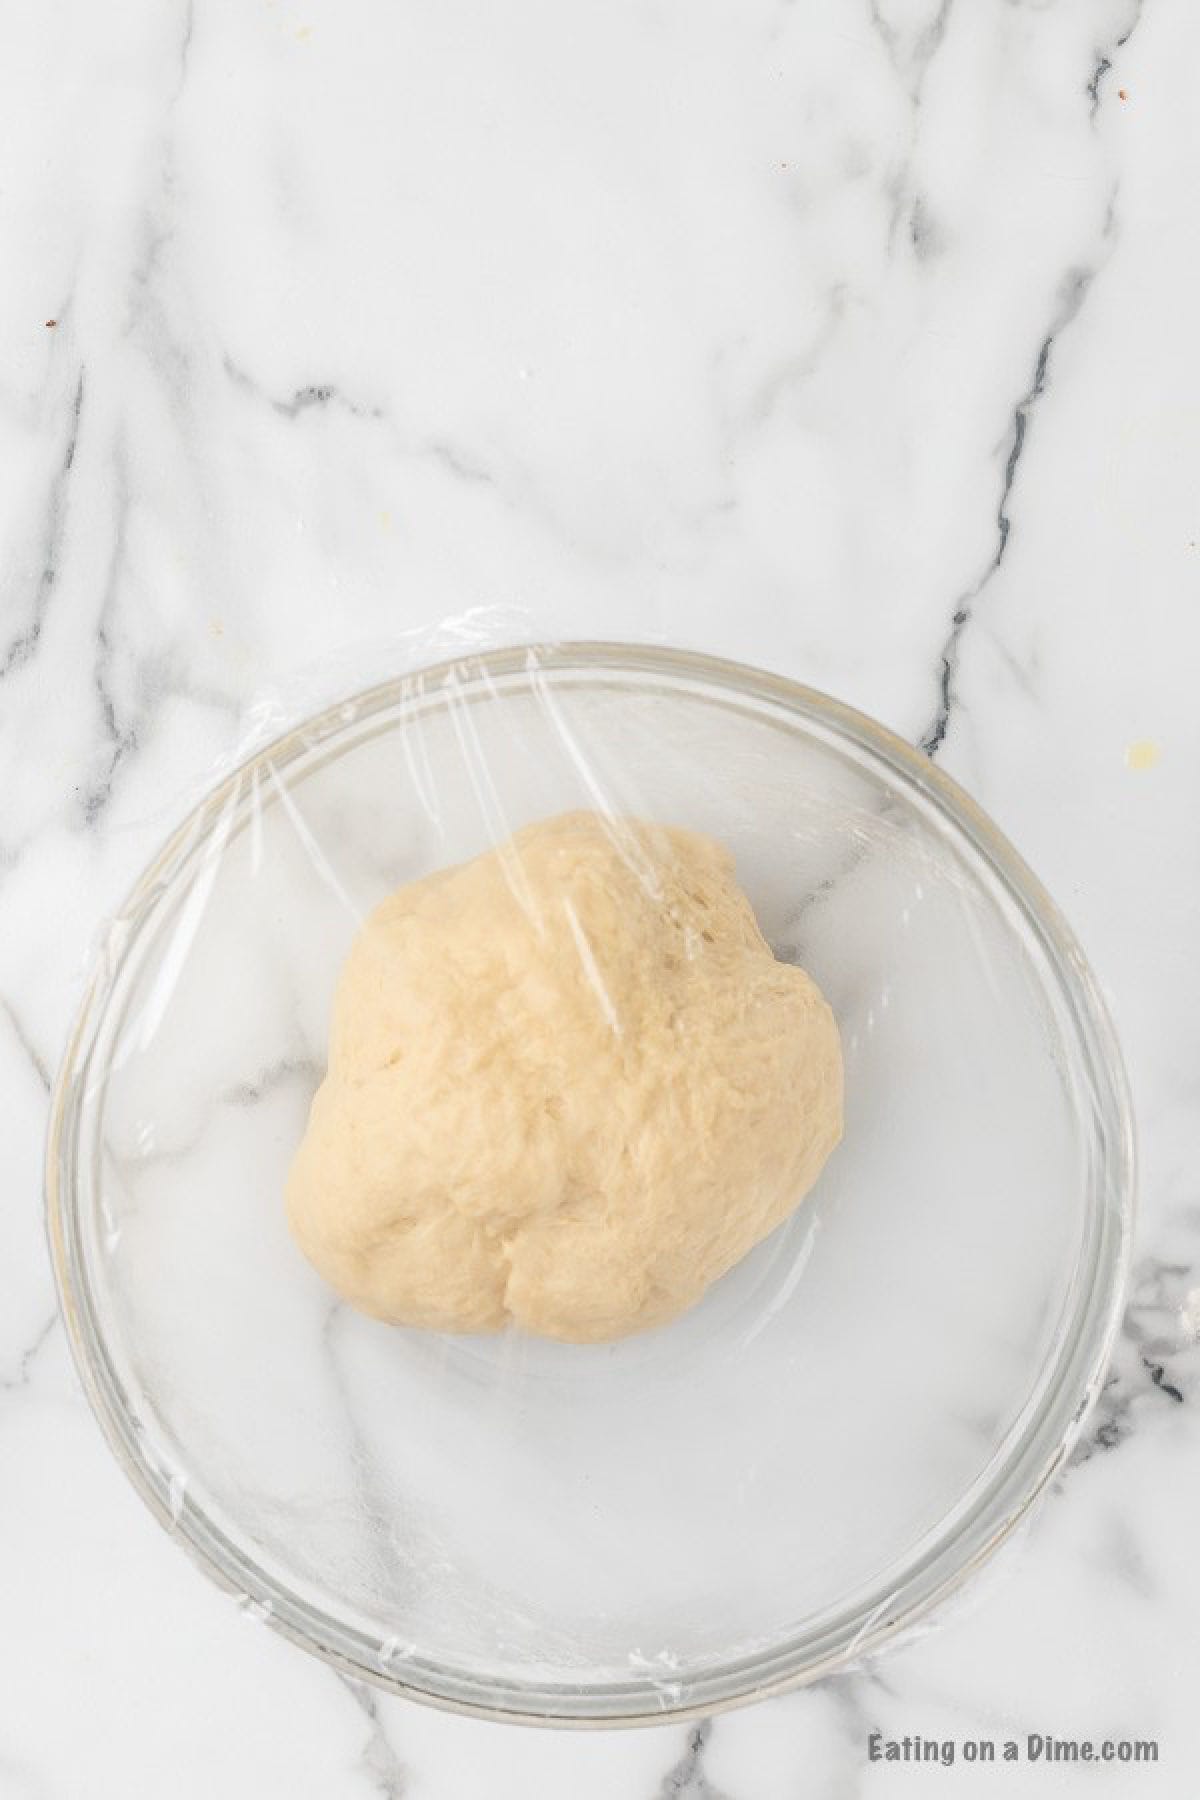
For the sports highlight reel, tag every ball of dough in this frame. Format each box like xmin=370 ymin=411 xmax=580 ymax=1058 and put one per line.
xmin=287 ymin=812 xmax=843 ymax=1343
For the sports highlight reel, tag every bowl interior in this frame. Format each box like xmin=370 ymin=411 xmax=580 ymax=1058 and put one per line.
xmin=62 ymin=651 xmax=1123 ymax=1715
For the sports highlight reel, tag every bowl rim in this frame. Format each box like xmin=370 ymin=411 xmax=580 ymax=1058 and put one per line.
xmin=45 ymin=640 xmax=1136 ymax=1727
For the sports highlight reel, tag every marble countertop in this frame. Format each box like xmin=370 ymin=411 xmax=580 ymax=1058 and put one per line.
xmin=2 ymin=0 xmax=1198 ymax=1793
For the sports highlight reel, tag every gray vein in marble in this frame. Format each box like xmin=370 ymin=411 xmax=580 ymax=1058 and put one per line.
xmin=866 ymin=0 xmax=953 ymax=106
xmin=1088 ymin=1 xmax=1144 ymax=118
xmin=78 ymin=442 xmax=241 ymax=825
xmin=126 ymin=195 xmax=190 ymax=401
xmin=124 ymin=15 xmax=209 ymax=408
xmin=1074 ymin=1362 xmax=1135 ymax=1463
xmin=177 ymin=0 xmax=195 ymax=90
xmin=0 ymin=994 xmax=53 ymax=1093
xmin=223 ymin=355 xmax=385 ymax=424
xmin=222 ymin=1053 xmax=322 ymax=1108
xmin=1131 ymin=1251 xmax=1200 ymax=1353
xmin=907 ymin=193 xmax=945 ymax=263
xmin=823 ymin=1668 xmax=902 ymax=1800
xmin=427 ymin=441 xmax=494 ymax=488
xmin=1095 ymin=1511 xmax=1157 ymax=1596
xmin=0 ymin=371 xmax=84 ymax=681
xmin=1141 ymin=1354 xmax=1185 ymax=1405
xmin=84 ymin=622 xmax=139 ymax=825
xmin=224 ymin=350 xmax=506 ymax=507
xmin=229 ymin=338 xmax=727 ymax=575
xmin=919 ymin=267 xmax=1095 ymax=758
xmin=107 ymin=1047 xmax=321 ymax=1182
xmin=335 ymin=1676 xmax=407 ymax=1800
xmin=81 ymin=651 xmax=241 ymax=825
xmin=870 ymin=0 xmax=954 ymax=255
xmin=1086 ymin=56 xmax=1113 ymax=118
xmin=123 ymin=0 xmax=195 ymax=355
xmin=81 ymin=454 xmax=139 ymax=826
xmin=656 ymin=1721 xmax=729 ymax=1800
xmin=1122 ymin=1253 xmax=1194 ymax=1400
xmin=741 ymin=284 xmax=850 ymax=429
xmin=1072 ymin=1255 xmax=1195 ymax=1463
xmin=919 ymin=0 xmax=1149 ymax=754
xmin=0 ymin=1315 xmax=57 ymax=1394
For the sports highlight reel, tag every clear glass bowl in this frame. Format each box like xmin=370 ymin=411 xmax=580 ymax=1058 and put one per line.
xmin=47 ymin=644 xmax=1133 ymax=1724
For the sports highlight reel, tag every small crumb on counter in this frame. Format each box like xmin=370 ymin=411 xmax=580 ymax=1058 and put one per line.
xmin=45 ymin=319 xmax=56 ymax=328
xmin=1125 ymin=739 xmax=1161 ymax=772
xmin=1118 ymin=87 xmax=1129 ymax=101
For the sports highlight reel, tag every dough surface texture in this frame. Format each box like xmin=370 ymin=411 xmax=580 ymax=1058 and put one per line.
xmin=287 ymin=812 xmax=843 ymax=1342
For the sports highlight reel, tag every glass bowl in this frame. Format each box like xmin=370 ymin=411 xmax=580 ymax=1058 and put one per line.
xmin=46 ymin=643 xmax=1133 ymax=1724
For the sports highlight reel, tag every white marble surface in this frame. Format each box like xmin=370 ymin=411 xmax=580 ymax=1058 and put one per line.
xmin=1 ymin=0 xmax=1198 ymax=1792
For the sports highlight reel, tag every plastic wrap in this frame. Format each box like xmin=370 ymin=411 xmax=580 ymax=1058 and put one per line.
xmin=47 ymin=623 xmax=1132 ymax=1722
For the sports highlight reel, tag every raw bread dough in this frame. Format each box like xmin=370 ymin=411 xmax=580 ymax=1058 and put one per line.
xmin=287 ymin=812 xmax=843 ymax=1343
